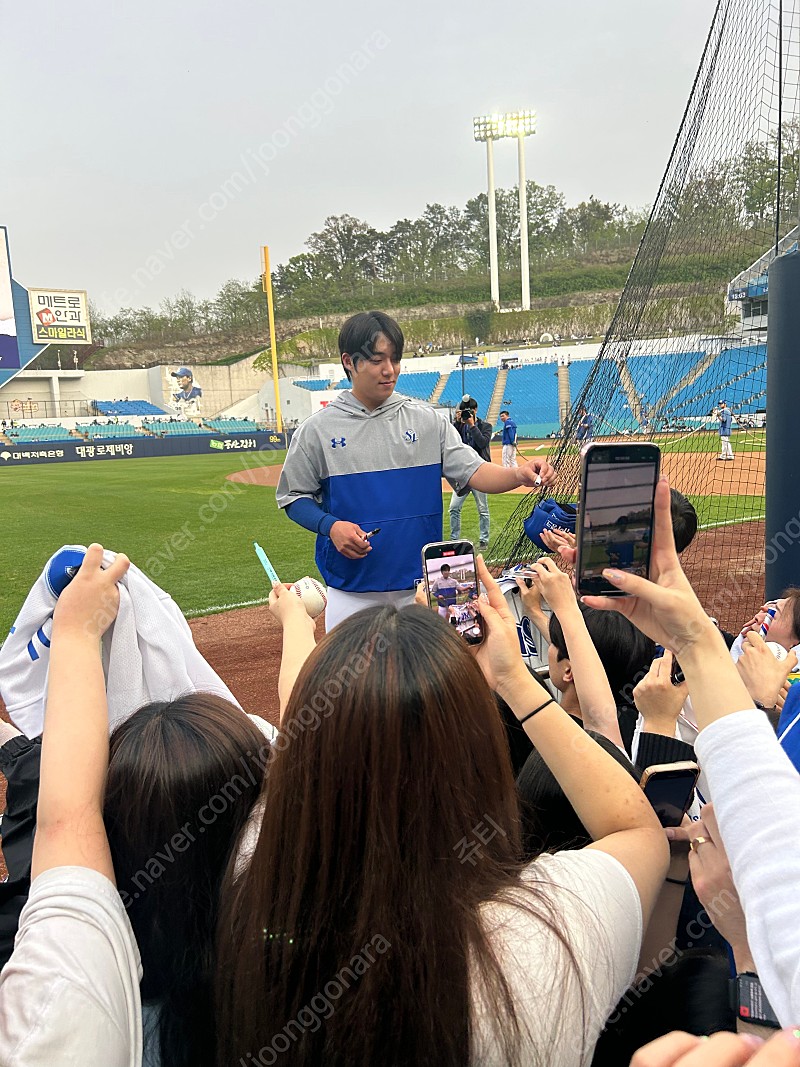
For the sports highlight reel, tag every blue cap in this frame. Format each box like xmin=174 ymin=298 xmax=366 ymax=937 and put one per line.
xmin=171 ymin=367 xmax=193 ymax=379
xmin=523 ymin=499 xmax=577 ymax=550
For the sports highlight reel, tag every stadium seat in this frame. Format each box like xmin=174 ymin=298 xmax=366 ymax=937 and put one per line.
xmin=438 ymin=367 xmax=499 ymax=411
xmin=76 ymin=423 xmax=140 ymax=439
xmin=95 ymin=400 xmax=167 ymax=416
xmin=204 ymin=419 xmax=259 ymax=433
xmin=141 ymin=421 xmax=212 ymax=436
xmin=6 ymin=425 xmax=75 ymax=443
xmin=292 ymin=380 xmax=332 ymax=391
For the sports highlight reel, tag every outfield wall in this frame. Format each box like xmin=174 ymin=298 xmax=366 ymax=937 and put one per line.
xmin=0 ymin=431 xmax=287 ymax=467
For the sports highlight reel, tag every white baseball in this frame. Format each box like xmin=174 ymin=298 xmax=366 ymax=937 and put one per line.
xmin=291 ymin=576 xmax=327 ymax=619
xmin=766 ymin=640 xmax=788 ymax=661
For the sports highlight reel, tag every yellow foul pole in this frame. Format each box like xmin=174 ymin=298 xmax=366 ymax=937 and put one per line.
xmin=261 ymin=245 xmax=283 ymax=433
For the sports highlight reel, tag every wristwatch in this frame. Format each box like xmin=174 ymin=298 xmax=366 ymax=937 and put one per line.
xmin=729 ymin=973 xmax=780 ymax=1028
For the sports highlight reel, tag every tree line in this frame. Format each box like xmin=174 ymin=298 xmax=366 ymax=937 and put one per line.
xmin=89 ymin=123 xmax=799 ymax=348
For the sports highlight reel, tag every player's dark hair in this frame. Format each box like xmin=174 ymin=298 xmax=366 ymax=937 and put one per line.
xmin=215 ymin=604 xmax=584 ymax=1066
xmin=339 ymin=311 xmax=404 ymax=381
xmin=500 ymin=409 xmax=510 ymax=416
xmin=517 ymin=730 xmax=639 ymax=855
xmin=548 ymin=604 xmax=655 ymax=709
xmin=670 ymin=488 xmax=698 ymax=554
xmin=440 ymin=563 xmax=451 ymax=571
xmin=104 ymin=694 xmax=267 ymax=1067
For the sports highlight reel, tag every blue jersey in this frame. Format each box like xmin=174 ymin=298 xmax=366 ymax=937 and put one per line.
xmin=277 ymin=391 xmax=483 ymax=593
xmin=719 ymin=409 xmax=732 ymax=436
xmin=501 ymin=419 xmax=517 ymax=446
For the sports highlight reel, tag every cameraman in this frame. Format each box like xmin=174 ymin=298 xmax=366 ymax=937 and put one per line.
xmin=449 ymin=396 xmax=493 ymax=550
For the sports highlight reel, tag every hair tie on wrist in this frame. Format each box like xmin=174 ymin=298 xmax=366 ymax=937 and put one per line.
xmin=666 ymin=876 xmax=689 ymax=887
xmin=518 ymin=698 xmax=555 ymax=726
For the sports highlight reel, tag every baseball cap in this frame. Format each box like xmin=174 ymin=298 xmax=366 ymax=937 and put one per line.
xmin=523 ymin=499 xmax=577 ymax=550
xmin=171 ymin=367 xmax=193 ymax=379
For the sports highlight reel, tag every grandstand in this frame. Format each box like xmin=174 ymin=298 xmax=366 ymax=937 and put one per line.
xmin=94 ymin=400 xmax=166 ymax=416
xmin=6 ymin=425 xmax=75 ymax=443
xmin=293 ymin=380 xmax=331 ymax=392
xmin=77 ymin=423 xmax=139 ymax=439
xmin=204 ymin=418 xmax=259 ymax=433
xmin=395 ymin=371 xmax=441 ymax=401
xmin=142 ymin=421 xmax=212 ymax=436
xmin=498 ymin=364 xmax=562 ymax=438
xmin=438 ymin=367 xmax=498 ymax=410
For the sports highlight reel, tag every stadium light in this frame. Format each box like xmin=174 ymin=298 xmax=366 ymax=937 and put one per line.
xmin=473 ymin=110 xmax=537 ymax=311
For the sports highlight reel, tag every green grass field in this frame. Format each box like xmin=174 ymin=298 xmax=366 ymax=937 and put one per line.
xmin=0 ymin=452 xmax=766 ymax=636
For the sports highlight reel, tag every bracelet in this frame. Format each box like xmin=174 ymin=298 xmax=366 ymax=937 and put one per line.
xmin=518 ymin=698 xmax=556 ymax=726
xmin=665 ymin=876 xmax=689 ymax=887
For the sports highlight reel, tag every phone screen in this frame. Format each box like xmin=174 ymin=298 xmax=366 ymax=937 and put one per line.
xmin=642 ymin=768 xmax=699 ymax=827
xmin=576 ymin=443 xmax=660 ymax=596
xmin=422 ymin=540 xmax=484 ymax=645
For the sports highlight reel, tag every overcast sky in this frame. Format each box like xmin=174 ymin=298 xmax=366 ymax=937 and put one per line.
xmin=1 ymin=0 xmax=716 ymax=314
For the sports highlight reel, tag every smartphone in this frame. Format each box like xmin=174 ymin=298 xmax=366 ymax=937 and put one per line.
xmin=422 ymin=539 xmax=484 ymax=645
xmin=576 ymin=442 xmax=661 ymax=597
xmin=640 ymin=761 xmax=700 ymax=827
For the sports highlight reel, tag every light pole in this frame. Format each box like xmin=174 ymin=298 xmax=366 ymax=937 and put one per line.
xmin=473 ymin=111 xmax=536 ymax=311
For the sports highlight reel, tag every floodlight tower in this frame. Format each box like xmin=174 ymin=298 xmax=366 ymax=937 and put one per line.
xmin=473 ymin=110 xmax=537 ymax=311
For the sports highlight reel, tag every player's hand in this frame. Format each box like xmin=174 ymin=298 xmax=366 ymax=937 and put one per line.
xmin=470 ymin=555 xmax=529 ymax=697
xmin=525 ymin=556 xmax=577 ymax=615
xmin=736 ymin=632 xmax=797 ymax=710
xmin=329 ymin=521 xmax=372 ymax=559
xmin=633 ymin=651 xmax=688 ymax=735
xmin=268 ymin=582 xmax=315 ymax=631
xmin=580 ymin=477 xmax=715 ymax=657
xmin=631 ymin=1030 xmax=800 ymax=1065
xmin=516 ymin=457 xmax=556 ymax=488
xmin=52 ymin=543 xmax=130 ymax=640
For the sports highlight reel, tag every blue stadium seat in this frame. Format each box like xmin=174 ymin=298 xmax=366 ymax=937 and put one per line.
xmin=292 ymin=380 xmax=332 ymax=391
xmin=76 ymin=423 xmax=140 ymax=439
xmin=95 ymin=400 xmax=166 ymax=416
xmin=142 ymin=421 xmax=212 ymax=436
xmin=395 ymin=371 xmax=440 ymax=401
xmin=204 ymin=419 xmax=259 ymax=433
xmin=7 ymin=425 xmax=75 ymax=443
xmin=438 ymin=367 xmax=499 ymax=411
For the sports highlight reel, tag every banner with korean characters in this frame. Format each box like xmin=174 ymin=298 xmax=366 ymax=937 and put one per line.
xmin=27 ymin=288 xmax=92 ymax=344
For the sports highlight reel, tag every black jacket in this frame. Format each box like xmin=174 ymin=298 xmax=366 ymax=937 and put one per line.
xmin=454 ymin=414 xmax=492 ymax=463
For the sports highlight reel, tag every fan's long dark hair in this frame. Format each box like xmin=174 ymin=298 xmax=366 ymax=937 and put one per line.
xmin=216 ymin=605 xmax=584 ymax=1066
xmin=104 ymin=694 xmax=268 ymax=1067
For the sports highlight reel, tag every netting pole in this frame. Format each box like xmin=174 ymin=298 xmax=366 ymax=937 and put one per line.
xmin=765 ymin=250 xmax=800 ymax=599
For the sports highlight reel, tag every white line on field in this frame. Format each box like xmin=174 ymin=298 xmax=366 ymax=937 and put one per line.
xmin=185 ymin=596 xmax=270 ymax=618
xmin=699 ymin=513 xmax=765 ymax=531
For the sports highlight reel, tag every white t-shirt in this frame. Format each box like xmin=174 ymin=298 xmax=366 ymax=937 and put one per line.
xmin=0 ymin=866 xmax=143 ymax=1066
xmin=473 ymin=849 xmax=641 ymax=1066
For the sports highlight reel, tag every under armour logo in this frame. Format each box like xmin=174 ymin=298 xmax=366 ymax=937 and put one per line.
xmin=330 ymin=437 xmax=346 ymax=448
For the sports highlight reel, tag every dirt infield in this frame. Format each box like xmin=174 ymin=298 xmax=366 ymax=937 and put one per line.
xmin=229 ymin=444 xmax=766 ymax=499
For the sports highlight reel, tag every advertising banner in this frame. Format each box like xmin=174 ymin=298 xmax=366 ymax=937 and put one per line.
xmin=28 ymin=288 xmax=92 ymax=344
xmin=0 ymin=431 xmax=287 ymax=467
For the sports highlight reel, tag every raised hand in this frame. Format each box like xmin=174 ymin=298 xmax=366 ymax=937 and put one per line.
xmin=52 ymin=543 xmax=130 ymax=640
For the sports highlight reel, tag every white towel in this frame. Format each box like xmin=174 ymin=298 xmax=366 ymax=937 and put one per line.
xmin=0 ymin=544 xmax=254 ymax=738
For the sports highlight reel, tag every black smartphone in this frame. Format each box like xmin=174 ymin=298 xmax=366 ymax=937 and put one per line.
xmin=422 ymin=540 xmax=484 ymax=645
xmin=640 ymin=762 xmax=700 ymax=827
xmin=576 ymin=442 xmax=661 ymax=597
